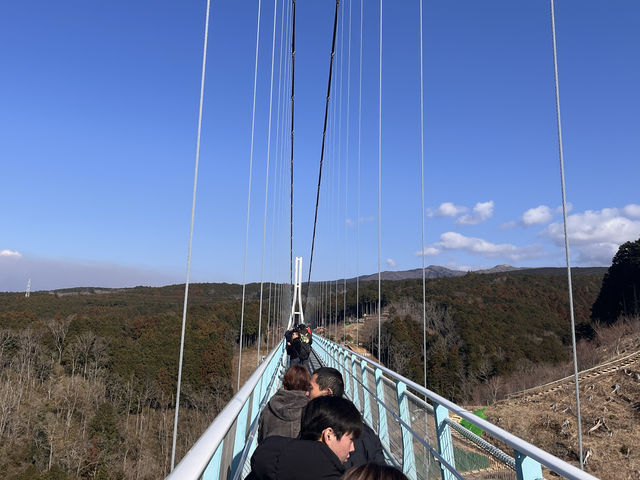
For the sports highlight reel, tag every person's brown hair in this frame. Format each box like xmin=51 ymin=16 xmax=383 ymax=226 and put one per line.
xmin=282 ymin=365 xmax=311 ymax=391
xmin=343 ymin=463 xmax=409 ymax=480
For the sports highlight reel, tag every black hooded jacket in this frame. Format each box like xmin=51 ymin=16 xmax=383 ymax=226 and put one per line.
xmin=246 ymin=435 xmax=346 ymax=480
xmin=344 ymin=423 xmax=386 ymax=469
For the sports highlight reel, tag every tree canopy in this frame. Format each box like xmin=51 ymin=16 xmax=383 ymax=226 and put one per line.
xmin=592 ymin=237 xmax=640 ymax=324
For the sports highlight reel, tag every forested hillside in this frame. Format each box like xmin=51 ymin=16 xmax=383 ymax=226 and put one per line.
xmin=0 ymin=271 xmax=605 ymax=479
xmin=328 ymin=271 xmax=603 ymax=402
xmin=0 ymin=283 xmax=281 ymax=479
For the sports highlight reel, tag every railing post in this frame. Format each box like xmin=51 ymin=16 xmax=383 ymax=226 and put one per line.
xmin=375 ymin=367 xmax=390 ymax=452
xmin=514 ymin=450 xmax=543 ymax=480
xmin=433 ymin=402 xmax=455 ymax=480
xmin=396 ymin=381 xmax=417 ymax=479
xmin=361 ymin=360 xmax=373 ymax=427
xmin=351 ymin=355 xmax=360 ymax=410
xmin=343 ymin=351 xmax=352 ymax=399
xmin=231 ymin=397 xmax=251 ymax=474
xmin=251 ymin=376 xmax=263 ymax=425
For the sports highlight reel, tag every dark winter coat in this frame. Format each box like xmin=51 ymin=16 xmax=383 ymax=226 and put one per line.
xmin=285 ymin=330 xmax=299 ymax=360
xmin=246 ymin=435 xmax=346 ymax=480
xmin=257 ymin=388 xmax=308 ymax=443
xmin=343 ymin=423 xmax=386 ymax=469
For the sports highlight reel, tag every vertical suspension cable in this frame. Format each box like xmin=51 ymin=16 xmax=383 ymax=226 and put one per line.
xmin=257 ymin=0 xmax=280 ymax=365
xmin=289 ymin=0 xmax=296 ymax=286
xmin=550 ymin=0 xmax=583 ymax=468
xmin=238 ymin=0 xmax=263 ymax=391
xmin=266 ymin=0 xmax=290 ymax=354
xmin=419 ymin=0 xmax=427 ymax=391
xmin=418 ymin=0 xmax=431 ymax=474
xmin=377 ymin=0 xmax=382 ymax=360
xmin=337 ymin=1 xmax=345 ymax=341
xmin=356 ymin=0 xmax=363 ymax=346
xmin=306 ymin=0 xmax=341 ymax=295
xmin=343 ymin=0 xmax=352 ymax=345
xmin=171 ymin=0 xmax=211 ymax=470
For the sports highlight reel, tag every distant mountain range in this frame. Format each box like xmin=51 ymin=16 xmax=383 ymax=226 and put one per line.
xmin=346 ymin=264 xmax=608 ymax=283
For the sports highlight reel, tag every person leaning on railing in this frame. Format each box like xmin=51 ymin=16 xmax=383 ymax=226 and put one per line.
xmin=246 ymin=396 xmax=362 ymax=480
xmin=306 ymin=367 xmax=386 ymax=469
xmin=257 ymin=365 xmax=311 ymax=443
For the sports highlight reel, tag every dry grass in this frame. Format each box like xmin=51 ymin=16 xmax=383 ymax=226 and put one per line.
xmin=485 ymin=329 xmax=640 ymax=480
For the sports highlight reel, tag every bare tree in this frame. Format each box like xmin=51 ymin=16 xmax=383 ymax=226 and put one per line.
xmin=74 ymin=331 xmax=96 ymax=378
xmin=47 ymin=315 xmax=72 ymax=365
xmin=424 ymin=302 xmax=460 ymax=349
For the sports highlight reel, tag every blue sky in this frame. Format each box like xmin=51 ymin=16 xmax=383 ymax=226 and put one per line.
xmin=1 ymin=0 xmax=639 ymax=292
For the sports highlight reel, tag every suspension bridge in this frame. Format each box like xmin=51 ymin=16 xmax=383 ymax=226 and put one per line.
xmin=163 ymin=0 xmax=607 ymax=478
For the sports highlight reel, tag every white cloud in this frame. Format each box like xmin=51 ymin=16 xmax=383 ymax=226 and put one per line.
xmin=386 ymin=258 xmax=397 ymax=268
xmin=415 ymin=246 xmax=441 ymax=256
xmin=457 ymin=201 xmax=494 ymax=225
xmin=622 ymin=204 xmax=640 ymax=218
xmin=432 ymin=202 xmax=468 ymax=218
xmin=544 ymin=208 xmax=640 ymax=246
xmin=543 ymin=206 xmax=640 ymax=265
xmin=522 ymin=205 xmax=553 ymax=226
xmin=555 ymin=203 xmax=573 ymax=215
xmin=1 ymin=249 xmax=21 ymax=257
xmin=500 ymin=221 xmax=517 ymax=229
xmin=431 ymin=231 xmax=543 ymax=262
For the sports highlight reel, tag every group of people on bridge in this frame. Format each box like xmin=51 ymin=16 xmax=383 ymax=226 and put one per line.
xmin=247 ymin=327 xmax=409 ymax=480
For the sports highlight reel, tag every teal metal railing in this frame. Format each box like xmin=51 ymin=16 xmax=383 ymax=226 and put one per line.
xmin=167 ymin=336 xmax=600 ymax=480
xmin=313 ymin=335 xmax=598 ymax=480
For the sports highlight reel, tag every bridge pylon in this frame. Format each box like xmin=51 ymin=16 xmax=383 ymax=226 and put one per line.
xmin=287 ymin=256 xmax=305 ymax=329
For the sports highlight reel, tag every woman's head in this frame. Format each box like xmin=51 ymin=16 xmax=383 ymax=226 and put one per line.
xmin=343 ymin=463 xmax=409 ymax=480
xmin=282 ymin=364 xmax=311 ymax=391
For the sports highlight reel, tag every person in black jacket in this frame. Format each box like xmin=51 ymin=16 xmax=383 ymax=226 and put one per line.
xmin=306 ymin=367 xmax=387 ymax=469
xmin=294 ymin=324 xmax=312 ymax=371
xmin=284 ymin=328 xmax=300 ymax=366
xmin=247 ymin=396 xmax=362 ymax=480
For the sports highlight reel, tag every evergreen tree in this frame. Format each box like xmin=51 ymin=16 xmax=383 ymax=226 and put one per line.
xmin=592 ymin=237 xmax=640 ymax=324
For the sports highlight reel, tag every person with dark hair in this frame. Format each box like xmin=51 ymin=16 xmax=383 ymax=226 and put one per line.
xmin=284 ymin=327 xmax=301 ymax=366
xmin=258 ymin=365 xmax=311 ymax=443
xmin=307 ymin=367 xmax=386 ymax=469
xmin=343 ymin=463 xmax=409 ymax=480
xmin=306 ymin=367 xmax=344 ymax=398
xmin=247 ymin=396 xmax=363 ymax=480
xmin=294 ymin=323 xmax=313 ymax=371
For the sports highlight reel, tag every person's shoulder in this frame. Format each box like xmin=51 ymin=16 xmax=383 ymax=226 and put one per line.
xmin=361 ymin=423 xmax=379 ymax=439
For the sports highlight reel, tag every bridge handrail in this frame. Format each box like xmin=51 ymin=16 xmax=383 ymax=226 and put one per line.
xmin=166 ymin=341 xmax=286 ymax=480
xmin=315 ymin=335 xmax=598 ymax=480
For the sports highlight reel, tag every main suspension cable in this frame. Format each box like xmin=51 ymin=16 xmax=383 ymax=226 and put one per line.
xmin=289 ymin=0 xmax=296 ymax=286
xmin=307 ymin=0 xmax=341 ymax=297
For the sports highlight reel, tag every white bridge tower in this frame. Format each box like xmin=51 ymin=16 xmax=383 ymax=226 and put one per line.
xmin=287 ymin=257 xmax=305 ymax=329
